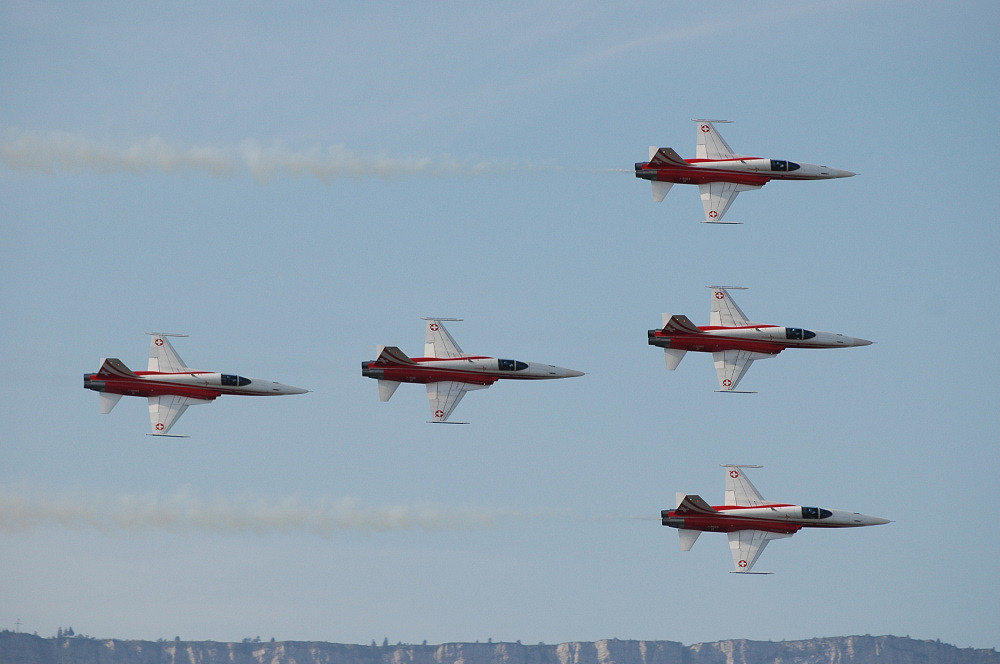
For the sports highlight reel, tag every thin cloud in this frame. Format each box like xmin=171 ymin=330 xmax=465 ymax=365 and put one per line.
xmin=0 ymin=129 xmax=558 ymax=182
xmin=0 ymin=485 xmax=523 ymax=536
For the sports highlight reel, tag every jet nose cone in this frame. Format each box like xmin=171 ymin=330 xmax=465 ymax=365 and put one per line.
xmin=276 ymin=383 xmax=310 ymax=395
xmin=833 ymin=168 xmax=856 ymax=178
xmin=853 ymin=337 xmax=873 ymax=347
xmin=565 ymin=369 xmax=586 ymax=378
xmin=865 ymin=515 xmax=891 ymax=526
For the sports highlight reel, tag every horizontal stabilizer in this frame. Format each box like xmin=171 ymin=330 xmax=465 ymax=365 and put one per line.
xmin=661 ymin=314 xmax=703 ymax=335
xmin=378 ymin=379 xmax=401 ymax=402
xmin=663 ymin=348 xmax=687 ymax=370
xmin=99 ymin=392 xmax=123 ymax=414
xmin=651 ymin=181 xmax=673 ymax=203
xmin=675 ymin=494 xmax=717 ymax=515
xmin=375 ymin=345 xmax=414 ymax=365
xmin=678 ymin=528 xmax=701 ymax=551
xmin=96 ymin=358 xmax=137 ymax=379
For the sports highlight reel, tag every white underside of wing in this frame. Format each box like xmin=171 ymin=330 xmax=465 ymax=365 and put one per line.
xmin=699 ymin=182 xmax=741 ymax=223
xmin=723 ymin=466 xmax=767 ymax=506
xmin=713 ymin=350 xmax=760 ymax=391
xmin=426 ymin=381 xmax=489 ymax=423
xmin=148 ymin=395 xmax=212 ymax=435
xmin=148 ymin=335 xmax=191 ymax=373
xmin=728 ymin=529 xmax=792 ymax=572
xmin=709 ymin=288 xmax=752 ymax=327
xmin=424 ymin=320 xmax=464 ymax=359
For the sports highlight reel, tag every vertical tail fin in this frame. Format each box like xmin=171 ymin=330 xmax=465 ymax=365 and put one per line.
xmin=95 ymin=358 xmax=137 ymax=379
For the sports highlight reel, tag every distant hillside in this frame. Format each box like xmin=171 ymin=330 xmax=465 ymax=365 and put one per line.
xmin=0 ymin=633 xmax=996 ymax=664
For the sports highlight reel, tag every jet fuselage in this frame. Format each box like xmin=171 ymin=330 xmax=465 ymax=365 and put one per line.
xmin=648 ymin=324 xmax=872 ymax=355
xmin=635 ymin=157 xmax=854 ymax=186
xmin=362 ymin=356 xmax=584 ymax=386
xmin=84 ymin=369 xmax=308 ymax=400
xmin=661 ymin=504 xmax=890 ymax=535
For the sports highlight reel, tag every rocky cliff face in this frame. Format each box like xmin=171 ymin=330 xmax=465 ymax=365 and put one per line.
xmin=0 ymin=634 xmax=995 ymax=664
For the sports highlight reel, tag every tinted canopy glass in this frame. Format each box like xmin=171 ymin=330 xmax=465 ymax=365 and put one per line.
xmin=786 ymin=328 xmax=816 ymax=340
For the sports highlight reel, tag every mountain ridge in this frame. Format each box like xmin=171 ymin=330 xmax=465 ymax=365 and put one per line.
xmin=1 ymin=633 xmax=997 ymax=664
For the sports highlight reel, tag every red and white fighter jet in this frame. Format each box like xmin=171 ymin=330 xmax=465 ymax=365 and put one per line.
xmin=362 ymin=318 xmax=584 ymax=423
xmin=662 ymin=465 xmax=890 ymax=573
xmin=648 ymin=287 xmax=871 ymax=392
xmin=634 ymin=120 xmax=855 ymax=223
xmin=84 ymin=333 xmax=308 ymax=436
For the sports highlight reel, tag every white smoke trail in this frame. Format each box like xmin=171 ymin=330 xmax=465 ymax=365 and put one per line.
xmin=0 ymin=129 xmax=559 ymax=182
xmin=0 ymin=485 xmax=522 ymax=536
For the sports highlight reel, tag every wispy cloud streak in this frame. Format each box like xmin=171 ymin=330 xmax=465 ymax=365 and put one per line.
xmin=0 ymin=485 xmax=521 ymax=536
xmin=0 ymin=129 xmax=557 ymax=182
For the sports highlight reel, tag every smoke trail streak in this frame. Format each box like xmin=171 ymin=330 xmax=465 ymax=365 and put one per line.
xmin=0 ymin=485 xmax=522 ymax=536
xmin=0 ymin=129 xmax=561 ymax=182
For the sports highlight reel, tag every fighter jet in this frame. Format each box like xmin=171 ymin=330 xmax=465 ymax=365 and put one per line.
xmin=634 ymin=120 xmax=855 ymax=223
xmin=361 ymin=318 xmax=584 ymax=423
xmin=648 ymin=287 xmax=871 ymax=392
xmin=84 ymin=333 xmax=308 ymax=436
xmin=661 ymin=465 xmax=890 ymax=573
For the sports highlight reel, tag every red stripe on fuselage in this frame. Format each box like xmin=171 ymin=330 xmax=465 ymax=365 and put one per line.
xmin=640 ymin=161 xmax=771 ymax=186
xmin=370 ymin=364 xmax=499 ymax=386
xmin=88 ymin=377 xmax=223 ymax=400
xmin=651 ymin=332 xmax=786 ymax=355
xmin=666 ymin=512 xmax=803 ymax=534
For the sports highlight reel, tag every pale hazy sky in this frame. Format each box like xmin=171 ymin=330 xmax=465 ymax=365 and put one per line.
xmin=2 ymin=0 xmax=998 ymax=651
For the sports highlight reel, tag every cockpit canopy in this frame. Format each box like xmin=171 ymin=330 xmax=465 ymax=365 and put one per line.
xmin=221 ymin=374 xmax=252 ymax=386
xmin=770 ymin=159 xmax=801 ymax=172
xmin=498 ymin=359 xmax=529 ymax=371
xmin=786 ymin=327 xmax=816 ymax=340
xmin=801 ymin=506 xmax=832 ymax=519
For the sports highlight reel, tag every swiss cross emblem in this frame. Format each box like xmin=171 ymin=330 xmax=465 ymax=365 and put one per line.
xmin=709 ymin=210 xmax=718 ymax=218
xmin=715 ymin=291 xmax=724 ymax=299
xmin=155 ymin=423 xmax=165 ymax=431
xmin=722 ymin=379 xmax=732 ymax=387
xmin=701 ymin=125 xmax=710 ymax=132
xmin=155 ymin=339 xmax=164 ymax=346
xmin=429 ymin=323 xmax=439 ymax=331
xmin=434 ymin=409 xmax=444 ymax=418
xmin=738 ymin=560 xmax=748 ymax=568
xmin=730 ymin=470 xmax=739 ymax=478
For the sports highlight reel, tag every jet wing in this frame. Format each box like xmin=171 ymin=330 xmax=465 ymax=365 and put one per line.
xmin=723 ymin=465 xmax=767 ymax=506
xmin=698 ymin=181 xmax=742 ymax=223
xmin=148 ymin=395 xmax=213 ymax=436
xmin=426 ymin=381 xmax=490 ymax=423
xmin=728 ymin=529 xmax=793 ymax=573
xmin=712 ymin=349 xmax=776 ymax=392
xmin=423 ymin=319 xmax=464 ymax=359
xmin=148 ymin=334 xmax=191 ymax=373
xmin=695 ymin=120 xmax=737 ymax=160
xmin=709 ymin=287 xmax=751 ymax=327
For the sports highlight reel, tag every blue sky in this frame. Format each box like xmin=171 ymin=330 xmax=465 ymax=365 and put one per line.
xmin=2 ymin=0 xmax=998 ymax=651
